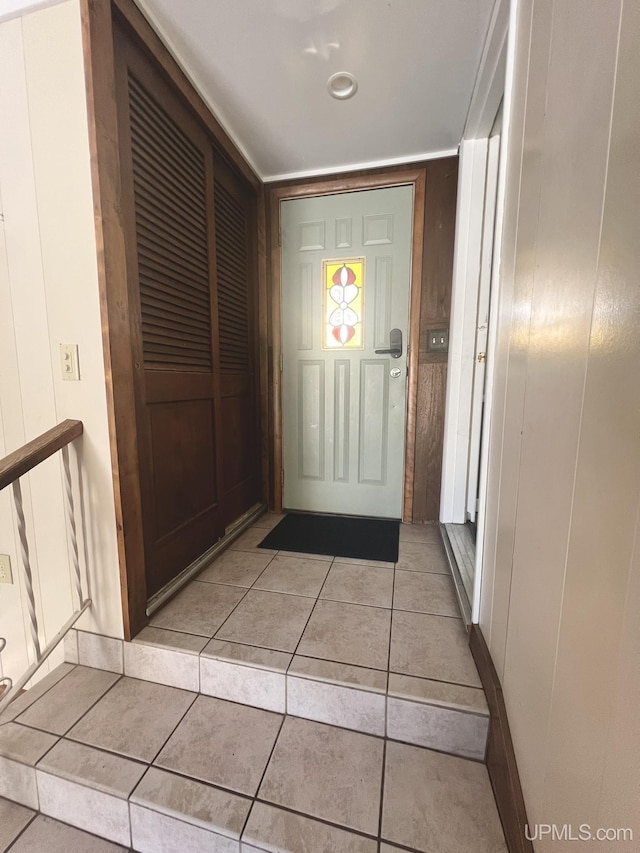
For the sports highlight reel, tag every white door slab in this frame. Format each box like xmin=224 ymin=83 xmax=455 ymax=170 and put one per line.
xmin=281 ymin=186 xmax=413 ymax=518
xmin=466 ymin=103 xmax=503 ymax=522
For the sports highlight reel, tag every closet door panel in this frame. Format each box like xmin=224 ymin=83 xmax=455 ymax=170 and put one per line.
xmin=213 ymin=159 xmax=261 ymax=526
xmin=114 ymin=24 xmax=224 ymax=597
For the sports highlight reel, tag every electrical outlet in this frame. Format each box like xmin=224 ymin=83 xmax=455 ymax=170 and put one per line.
xmin=0 ymin=555 xmax=13 ymax=584
xmin=427 ymin=328 xmax=449 ymax=353
xmin=60 ymin=344 xmax=80 ymax=381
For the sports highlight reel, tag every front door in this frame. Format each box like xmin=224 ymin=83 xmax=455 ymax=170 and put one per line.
xmin=281 ymin=186 xmax=413 ymax=518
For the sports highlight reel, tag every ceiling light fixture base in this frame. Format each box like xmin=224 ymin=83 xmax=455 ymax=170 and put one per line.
xmin=327 ymin=71 xmax=358 ymax=100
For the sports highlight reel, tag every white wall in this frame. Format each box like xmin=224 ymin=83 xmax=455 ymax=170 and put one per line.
xmin=481 ymin=0 xmax=640 ymax=846
xmin=0 ymin=0 xmax=124 ymax=685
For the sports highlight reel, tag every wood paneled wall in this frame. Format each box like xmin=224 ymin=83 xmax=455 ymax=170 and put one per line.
xmin=412 ymin=156 xmax=458 ymax=522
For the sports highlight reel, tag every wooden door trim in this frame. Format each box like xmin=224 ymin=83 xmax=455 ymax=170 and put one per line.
xmin=80 ymin=0 xmax=145 ymax=639
xmin=267 ymin=166 xmax=426 ymax=521
xmin=80 ymin=0 xmax=264 ymax=638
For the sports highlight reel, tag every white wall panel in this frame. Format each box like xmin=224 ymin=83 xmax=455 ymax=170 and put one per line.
xmin=0 ymin=0 xmax=124 ymax=685
xmin=481 ymin=0 xmax=640 ymax=844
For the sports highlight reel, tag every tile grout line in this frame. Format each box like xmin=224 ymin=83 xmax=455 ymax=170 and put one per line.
xmin=250 ymin=795 xmax=384 ymax=845
xmin=0 ymin=662 xmax=78 ymax=726
xmin=3 ymin=808 xmax=38 ymax=853
xmin=128 ymin=801 xmax=240 ymax=850
xmin=251 ymin=554 xmax=334 ymax=599
xmin=384 ymin=553 xmax=398 ymax=737
xmin=28 ymin=669 xmax=125 ymax=759
xmin=203 ymin=642 xmax=389 ymax=678
xmin=126 ymin=798 xmax=133 ymax=850
xmin=146 ymin=690 xmax=199 ymax=768
xmin=192 ymin=550 xmax=279 ymax=692
xmin=383 ymin=733 xmax=488 ymax=765
xmin=377 ymin=736 xmax=388 ymax=847
xmin=238 ymin=712 xmax=288 ymax=844
xmin=123 ymin=759 xmax=256 ymax=803
xmin=194 ymin=579 xmax=255 ymax=643
xmin=207 ymin=545 xmax=321 ymax=645
xmin=287 ymin=555 xmax=336 ymax=667
xmin=30 ymin=686 xmax=191 ymax=838
xmin=120 ymin=691 xmax=202 ymax=853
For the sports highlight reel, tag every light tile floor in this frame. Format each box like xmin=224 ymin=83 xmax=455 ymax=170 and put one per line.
xmin=0 ymin=685 xmax=506 ymax=852
xmin=0 ymin=806 xmax=128 ymax=852
xmin=149 ymin=515 xmax=477 ymax=685
xmin=0 ymin=517 xmax=507 ymax=852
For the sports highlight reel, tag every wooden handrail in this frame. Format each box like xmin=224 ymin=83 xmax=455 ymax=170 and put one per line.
xmin=0 ymin=420 xmax=83 ymax=491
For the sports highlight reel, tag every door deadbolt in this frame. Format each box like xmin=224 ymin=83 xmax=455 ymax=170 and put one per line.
xmin=477 ymin=352 xmax=486 ymax=363
xmin=375 ymin=328 xmax=403 ymax=359
xmin=390 ymin=367 xmax=402 ymax=378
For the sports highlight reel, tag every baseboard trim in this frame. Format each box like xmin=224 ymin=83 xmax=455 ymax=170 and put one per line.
xmin=146 ymin=502 xmax=266 ymax=617
xmin=469 ymin=625 xmax=534 ymax=853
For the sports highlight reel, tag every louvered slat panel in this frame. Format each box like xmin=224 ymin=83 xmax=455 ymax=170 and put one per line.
xmin=137 ymin=228 xmax=209 ymax=280
xmin=128 ymin=73 xmax=212 ymax=371
xmin=132 ymin=159 xmax=206 ymax=230
xmin=134 ymin=200 xmax=208 ymax=259
xmin=138 ymin=258 xmax=210 ymax=300
xmin=141 ymin=289 xmax=206 ymax=318
xmin=214 ymin=177 xmax=250 ymax=374
xmin=141 ymin=309 xmax=211 ymax=341
xmin=128 ymin=79 xmax=205 ymax=184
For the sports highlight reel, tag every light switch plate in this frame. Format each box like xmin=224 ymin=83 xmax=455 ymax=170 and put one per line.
xmin=60 ymin=344 xmax=80 ymax=381
xmin=427 ymin=328 xmax=449 ymax=353
xmin=0 ymin=555 xmax=13 ymax=584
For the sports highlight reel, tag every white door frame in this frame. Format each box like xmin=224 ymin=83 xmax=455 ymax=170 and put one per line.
xmin=268 ymin=167 xmax=426 ymax=521
xmin=440 ymin=0 xmax=516 ymax=622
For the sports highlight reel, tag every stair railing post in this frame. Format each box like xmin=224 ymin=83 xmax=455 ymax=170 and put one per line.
xmin=11 ymin=478 xmax=41 ymax=662
xmin=0 ymin=637 xmax=11 ymax=695
xmin=61 ymin=445 xmax=84 ymax=608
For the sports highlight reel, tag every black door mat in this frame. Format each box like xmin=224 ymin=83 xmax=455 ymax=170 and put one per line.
xmin=258 ymin=512 xmax=400 ymax=563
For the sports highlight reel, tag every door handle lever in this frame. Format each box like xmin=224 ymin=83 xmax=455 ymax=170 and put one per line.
xmin=375 ymin=328 xmax=403 ymax=359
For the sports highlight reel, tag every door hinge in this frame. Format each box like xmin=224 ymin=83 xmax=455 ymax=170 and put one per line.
xmin=281 ymin=470 xmax=284 ymax=487
xmin=278 ymin=227 xmax=282 ymax=247
xmin=280 ymin=352 xmax=283 ymax=372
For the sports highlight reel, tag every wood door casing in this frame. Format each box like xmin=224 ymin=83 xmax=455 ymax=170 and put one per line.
xmin=114 ymin=23 xmax=260 ymax=598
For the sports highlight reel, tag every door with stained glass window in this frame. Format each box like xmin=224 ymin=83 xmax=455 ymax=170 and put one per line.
xmin=281 ymin=185 xmax=413 ymax=518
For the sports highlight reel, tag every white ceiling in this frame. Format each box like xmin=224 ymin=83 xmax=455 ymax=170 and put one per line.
xmin=7 ymin=0 xmax=494 ymax=180
xmin=138 ymin=0 xmax=495 ymax=181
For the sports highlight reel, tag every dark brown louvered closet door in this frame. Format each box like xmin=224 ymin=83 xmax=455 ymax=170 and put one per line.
xmin=213 ymin=157 xmax=261 ymax=527
xmin=114 ymin=26 xmax=226 ymax=597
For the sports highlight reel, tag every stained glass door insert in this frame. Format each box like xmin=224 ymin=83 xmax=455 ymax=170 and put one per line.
xmin=323 ymin=258 xmax=364 ymax=349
